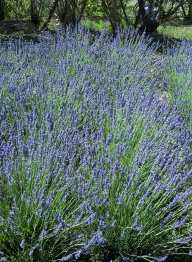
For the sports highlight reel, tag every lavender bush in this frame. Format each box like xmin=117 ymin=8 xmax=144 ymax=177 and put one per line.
xmin=0 ymin=23 xmax=192 ymax=262
xmin=159 ymin=37 xmax=192 ymax=133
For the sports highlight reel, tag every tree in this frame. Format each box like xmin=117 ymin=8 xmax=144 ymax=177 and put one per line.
xmin=180 ymin=0 xmax=192 ymax=21
xmin=99 ymin=0 xmax=133 ymax=33
xmin=133 ymin=0 xmax=189 ymax=34
xmin=101 ymin=0 xmax=125 ymax=33
xmin=53 ymin=0 xmax=87 ymax=30
xmin=30 ymin=0 xmax=61 ymax=28
xmin=1 ymin=0 xmax=32 ymax=21
xmin=41 ymin=0 xmax=60 ymax=30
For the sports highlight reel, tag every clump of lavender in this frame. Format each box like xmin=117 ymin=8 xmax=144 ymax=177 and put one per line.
xmin=0 ymin=23 xmax=192 ymax=262
xmin=159 ymin=37 xmax=192 ymax=133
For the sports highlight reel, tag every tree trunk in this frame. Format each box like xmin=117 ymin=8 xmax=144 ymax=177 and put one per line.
xmin=55 ymin=0 xmax=87 ymax=30
xmin=101 ymin=0 xmax=124 ymax=34
xmin=30 ymin=0 xmax=50 ymax=29
xmin=57 ymin=0 xmax=71 ymax=28
xmin=0 ymin=0 xmax=5 ymax=21
xmin=187 ymin=0 xmax=192 ymax=21
xmin=41 ymin=0 xmax=60 ymax=30
xmin=30 ymin=0 xmax=41 ymax=28
xmin=181 ymin=4 xmax=187 ymax=19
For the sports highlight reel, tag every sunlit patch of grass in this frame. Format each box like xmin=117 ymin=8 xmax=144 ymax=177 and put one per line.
xmin=158 ymin=23 xmax=192 ymax=41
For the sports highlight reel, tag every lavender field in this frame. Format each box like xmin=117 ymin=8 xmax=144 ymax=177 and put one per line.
xmin=0 ymin=23 xmax=192 ymax=262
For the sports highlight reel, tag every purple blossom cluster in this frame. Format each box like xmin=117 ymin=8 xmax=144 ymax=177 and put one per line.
xmin=0 ymin=23 xmax=192 ymax=261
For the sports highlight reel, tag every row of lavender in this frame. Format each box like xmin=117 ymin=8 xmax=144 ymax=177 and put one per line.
xmin=0 ymin=24 xmax=192 ymax=261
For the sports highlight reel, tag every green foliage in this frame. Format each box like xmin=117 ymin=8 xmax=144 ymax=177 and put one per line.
xmin=86 ymin=18 xmax=92 ymax=29
xmin=3 ymin=1 xmax=17 ymax=20
xmin=3 ymin=0 xmax=31 ymax=20
xmin=98 ymin=19 xmax=104 ymax=30
xmin=83 ymin=0 xmax=107 ymax=27
xmin=83 ymin=0 xmax=104 ymax=15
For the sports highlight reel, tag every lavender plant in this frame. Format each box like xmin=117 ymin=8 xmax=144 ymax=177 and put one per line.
xmin=0 ymin=23 xmax=192 ymax=262
xmin=159 ymin=37 xmax=192 ymax=133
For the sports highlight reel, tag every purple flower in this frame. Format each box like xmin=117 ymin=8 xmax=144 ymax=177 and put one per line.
xmin=174 ymin=236 xmax=191 ymax=244
xmin=0 ymin=258 xmax=7 ymax=261
xmin=61 ymin=254 xmax=73 ymax=261
xmin=156 ymin=256 xmax=168 ymax=262
xmin=20 ymin=239 xmax=25 ymax=249
xmin=40 ymin=229 xmax=47 ymax=240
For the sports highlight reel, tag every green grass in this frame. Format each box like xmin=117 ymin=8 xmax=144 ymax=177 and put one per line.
xmin=157 ymin=20 xmax=192 ymax=41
